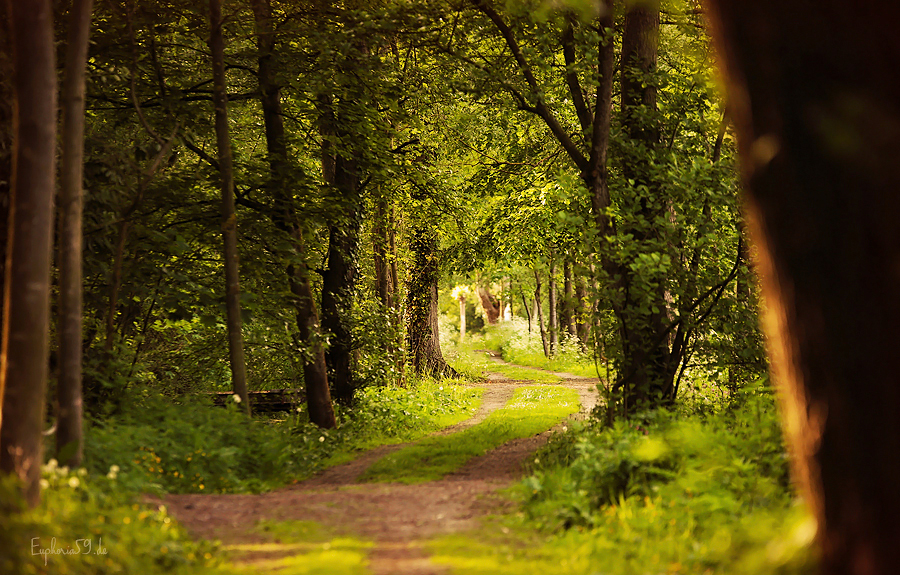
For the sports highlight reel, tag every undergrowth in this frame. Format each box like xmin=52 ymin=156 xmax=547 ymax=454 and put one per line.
xmin=362 ymin=386 xmax=579 ymax=484
xmin=428 ymin=378 xmax=816 ymax=575
xmin=84 ymin=377 xmax=482 ymax=494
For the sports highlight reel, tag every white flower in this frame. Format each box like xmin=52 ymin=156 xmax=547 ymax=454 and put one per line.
xmin=39 ymin=479 xmax=49 ymax=490
xmin=77 ymin=468 xmax=88 ymax=477
xmin=318 ymin=436 xmax=325 ymax=443
xmin=68 ymin=476 xmax=80 ymax=488
xmin=46 ymin=459 xmax=58 ymax=471
xmin=106 ymin=471 xmax=118 ymax=480
xmin=110 ymin=465 xmax=120 ymax=474
xmin=232 ymin=394 xmax=242 ymax=403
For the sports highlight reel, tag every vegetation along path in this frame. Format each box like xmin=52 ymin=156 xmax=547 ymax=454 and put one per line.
xmin=166 ymin=359 xmax=600 ymax=574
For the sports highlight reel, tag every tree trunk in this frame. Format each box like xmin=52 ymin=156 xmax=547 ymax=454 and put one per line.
xmin=575 ymin=277 xmax=589 ymax=344
xmin=320 ymin=153 xmax=360 ymax=405
xmin=563 ymin=256 xmax=576 ymax=337
xmin=616 ymin=2 xmax=677 ymax=412
xmin=373 ymin=193 xmax=393 ymax=309
xmin=521 ymin=288 xmax=532 ymax=334
xmin=548 ymin=254 xmax=558 ymax=356
xmin=533 ymin=270 xmax=549 ymax=358
xmin=250 ymin=0 xmax=334 ymax=428
xmin=0 ymin=0 xmax=56 ymax=507
xmin=0 ymin=2 xmax=11 ymax=336
xmin=56 ymin=0 xmax=93 ymax=467
xmin=476 ymin=286 xmax=501 ymax=324
xmin=705 ymin=2 xmax=900 ymax=572
xmin=406 ymin=224 xmax=456 ymax=377
xmin=458 ymin=295 xmax=466 ymax=341
xmin=209 ymin=0 xmax=249 ymax=414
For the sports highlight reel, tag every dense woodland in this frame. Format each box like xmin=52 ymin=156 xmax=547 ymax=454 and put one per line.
xmin=1 ymin=0 xmax=899 ymax=573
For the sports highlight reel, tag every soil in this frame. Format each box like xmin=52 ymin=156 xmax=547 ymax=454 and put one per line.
xmin=164 ymin=359 xmax=601 ymax=574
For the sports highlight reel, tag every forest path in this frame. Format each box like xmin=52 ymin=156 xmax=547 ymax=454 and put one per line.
xmin=166 ymin=357 xmax=600 ymax=574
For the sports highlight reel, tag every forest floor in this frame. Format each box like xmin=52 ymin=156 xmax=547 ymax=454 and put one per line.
xmin=164 ymin=355 xmax=600 ymax=574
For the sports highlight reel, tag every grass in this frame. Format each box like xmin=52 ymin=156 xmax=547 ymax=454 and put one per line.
xmin=360 ymin=386 xmax=580 ymax=484
xmin=83 ymin=377 xmax=483 ymax=494
xmin=220 ymin=520 xmax=373 ymax=575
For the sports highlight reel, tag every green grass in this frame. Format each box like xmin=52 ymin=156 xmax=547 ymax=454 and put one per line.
xmin=83 ymin=378 xmax=483 ymax=494
xmin=360 ymin=386 xmax=580 ymax=484
xmin=220 ymin=520 xmax=373 ymax=575
xmin=484 ymin=363 xmax=562 ymax=383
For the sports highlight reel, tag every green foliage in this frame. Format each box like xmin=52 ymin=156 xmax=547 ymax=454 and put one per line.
xmin=0 ymin=465 xmax=218 ymax=575
xmin=83 ymin=379 xmax=482 ymax=494
xmin=476 ymin=379 xmax=816 ymax=574
xmin=361 ymin=386 xmax=579 ymax=483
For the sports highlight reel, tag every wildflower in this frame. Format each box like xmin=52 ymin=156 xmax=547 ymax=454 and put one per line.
xmin=46 ymin=459 xmax=58 ymax=471
xmin=319 ymin=436 xmax=325 ymax=442
xmin=232 ymin=394 xmax=242 ymax=403
xmin=110 ymin=465 xmax=120 ymax=474
xmin=77 ymin=468 xmax=88 ymax=477
xmin=199 ymin=484 xmax=205 ymax=490
xmin=68 ymin=477 xmax=80 ymax=488
xmin=39 ymin=479 xmax=49 ymax=490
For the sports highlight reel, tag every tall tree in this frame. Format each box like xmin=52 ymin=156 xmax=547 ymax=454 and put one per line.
xmin=705 ymin=1 xmax=900 ymax=572
xmin=56 ymin=0 xmax=94 ymax=467
xmin=0 ymin=0 xmax=57 ymax=506
xmin=209 ymin=0 xmax=249 ymax=413
xmin=250 ymin=0 xmax=335 ymax=428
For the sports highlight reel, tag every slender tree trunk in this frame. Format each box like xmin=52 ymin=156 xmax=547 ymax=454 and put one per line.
xmin=563 ymin=256 xmax=576 ymax=337
xmin=458 ymin=295 xmax=466 ymax=341
xmin=548 ymin=253 xmax=558 ymax=356
xmin=209 ymin=0 xmax=249 ymax=413
xmin=575 ymin=277 xmax=589 ymax=344
xmin=250 ymin=0 xmax=334 ymax=428
xmin=521 ymin=288 xmax=532 ymax=334
xmin=406 ymin=224 xmax=456 ymax=377
xmin=706 ymin=2 xmax=900 ymax=572
xmin=373 ymin=193 xmax=393 ymax=309
xmin=0 ymin=0 xmax=56 ymax=507
xmin=0 ymin=3 xmax=11 ymax=336
xmin=56 ymin=0 xmax=93 ymax=466
xmin=319 ymin=145 xmax=361 ymax=405
xmin=534 ymin=270 xmax=549 ymax=358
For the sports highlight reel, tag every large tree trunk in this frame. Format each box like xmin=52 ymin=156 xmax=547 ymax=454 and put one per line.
xmin=56 ymin=0 xmax=93 ymax=466
xmin=250 ymin=0 xmax=335 ymax=428
xmin=406 ymin=224 xmax=455 ymax=377
xmin=615 ymin=2 xmax=677 ymax=412
xmin=705 ymin=2 xmax=900 ymax=573
xmin=209 ymin=0 xmax=249 ymax=414
xmin=0 ymin=0 xmax=57 ymax=507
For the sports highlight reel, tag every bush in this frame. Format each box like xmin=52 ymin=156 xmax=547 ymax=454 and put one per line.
xmin=515 ymin=379 xmax=815 ymax=574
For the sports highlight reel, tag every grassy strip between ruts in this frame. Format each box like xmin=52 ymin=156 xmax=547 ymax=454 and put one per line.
xmin=360 ymin=386 xmax=580 ymax=484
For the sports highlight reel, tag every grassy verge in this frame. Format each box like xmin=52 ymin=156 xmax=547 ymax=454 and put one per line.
xmin=83 ymin=378 xmax=483 ymax=494
xmin=361 ymin=386 xmax=580 ymax=484
xmin=427 ymin=381 xmax=818 ymax=575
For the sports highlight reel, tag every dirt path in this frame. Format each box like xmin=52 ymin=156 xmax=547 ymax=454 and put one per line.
xmin=166 ymin=359 xmax=600 ymax=574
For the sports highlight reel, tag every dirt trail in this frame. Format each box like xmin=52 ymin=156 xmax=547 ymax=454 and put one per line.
xmin=166 ymin=358 xmax=601 ymax=574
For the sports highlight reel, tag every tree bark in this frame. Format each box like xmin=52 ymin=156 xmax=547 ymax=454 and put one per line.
xmin=209 ymin=0 xmax=250 ymax=414
xmin=56 ymin=0 xmax=93 ymax=467
xmin=250 ymin=0 xmax=335 ymax=428
xmin=0 ymin=0 xmax=56 ymax=507
xmin=521 ymin=288 xmax=532 ymax=334
xmin=373 ymin=193 xmax=393 ymax=309
xmin=705 ymin=2 xmax=900 ymax=573
xmin=0 ymin=2 xmax=10 ymax=336
xmin=406 ymin=224 xmax=456 ymax=377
